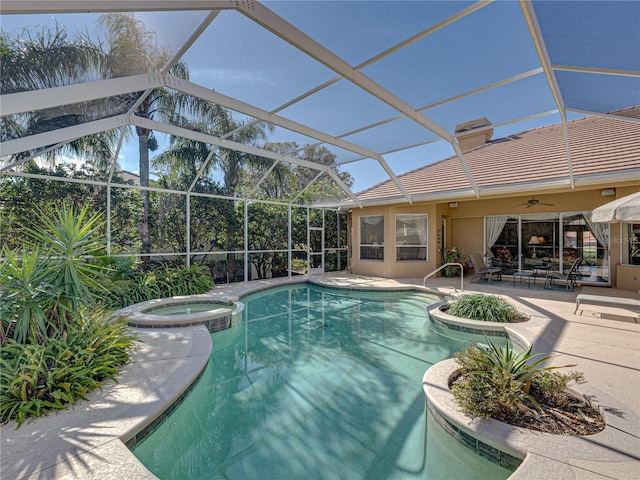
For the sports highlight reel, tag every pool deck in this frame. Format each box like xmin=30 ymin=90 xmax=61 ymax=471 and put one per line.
xmin=1 ymin=273 xmax=639 ymax=479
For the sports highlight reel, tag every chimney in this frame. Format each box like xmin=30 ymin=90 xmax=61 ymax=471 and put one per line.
xmin=455 ymin=118 xmax=493 ymax=153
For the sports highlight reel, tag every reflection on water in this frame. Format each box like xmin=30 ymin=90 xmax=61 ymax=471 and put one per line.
xmin=144 ymin=303 xmax=224 ymax=316
xmin=133 ymin=284 xmax=512 ymax=480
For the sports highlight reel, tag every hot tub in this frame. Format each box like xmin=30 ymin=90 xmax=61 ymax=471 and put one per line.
xmin=113 ymin=295 xmax=244 ymax=332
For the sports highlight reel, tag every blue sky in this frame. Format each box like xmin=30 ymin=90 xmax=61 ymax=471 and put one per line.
xmin=2 ymin=1 xmax=638 ymax=194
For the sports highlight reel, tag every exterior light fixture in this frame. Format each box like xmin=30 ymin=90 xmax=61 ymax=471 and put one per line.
xmin=448 ymin=202 xmax=458 ymax=208
xmin=601 ymin=188 xmax=616 ymax=197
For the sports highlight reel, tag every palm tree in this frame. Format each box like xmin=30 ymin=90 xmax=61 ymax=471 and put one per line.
xmin=153 ymin=115 xmax=274 ymax=281
xmin=235 ymin=143 xmax=354 ymax=204
xmin=98 ymin=14 xmax=216 ymax=264
xmin=153 ymin=116 xmax=275 ymax=194
xmin=0 ymin=25 xmax=121 ymax=172
xmin=151 ymin=107 xmax=232 ymax=183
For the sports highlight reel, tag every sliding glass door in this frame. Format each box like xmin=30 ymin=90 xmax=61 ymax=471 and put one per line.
xmin=520 ymin=213 xmax=560 ymax=270
xmin=486 ymin=211 xmax=609 ymax=284
xmin=563 ymin=213 xmax=609 ymax=282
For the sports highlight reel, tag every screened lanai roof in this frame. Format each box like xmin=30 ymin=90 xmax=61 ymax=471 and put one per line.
xmin=1 ymin=1 xmax=639 ymax=208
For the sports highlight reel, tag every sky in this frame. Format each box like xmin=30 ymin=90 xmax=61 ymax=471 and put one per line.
xmin=2 ymin=1 xmax=638 ymax=194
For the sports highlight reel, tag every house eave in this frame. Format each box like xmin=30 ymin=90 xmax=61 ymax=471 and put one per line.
xmin=341 ymin=170 xmax=640 ymax=209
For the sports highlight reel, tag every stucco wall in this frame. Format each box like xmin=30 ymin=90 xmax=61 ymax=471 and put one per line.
xmin=617 ymin=265 xmax=640 ymax=292
xmin=350 ymin=203 xmax=439 ymax=279
xmin=349 ymin=184 xmax=640 ymax=290
xmin=450 ymin=217 xmax=483 ymax=266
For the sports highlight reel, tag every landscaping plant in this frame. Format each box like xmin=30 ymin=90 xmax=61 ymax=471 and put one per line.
xmin=450 ymin=339 xmax=600 ymax=435
xmin=0 ymin=310 xmax=135 ymax=427
xmin=442 ymin=246 xmax=462 ymax=277
xmin=447 ymin=293 xmax=524 ymax=323
xmin=0 ymin=205 xmax=136 ymax=427
xmin=103 ymin=263 xmax=215 ymax=309
xmin=1 ymin=204 xmax=114 ymax=343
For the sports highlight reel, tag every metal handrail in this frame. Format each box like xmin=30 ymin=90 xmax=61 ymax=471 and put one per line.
xmin=423 ymin=262 xmax=464 ymax=291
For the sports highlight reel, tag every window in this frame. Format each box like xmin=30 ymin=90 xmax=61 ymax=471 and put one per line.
xmin=521 ymin=214 xmax=560 ymax=267
xmin=360 ymin=215 xmax=384 ymax=260
xmin=582 ymin=231 xmax=597 ymax=260
xmin=564 ymin=213 xmax=608 ymax=280
xmin=395 ymin=214 xmax=428 ymax=261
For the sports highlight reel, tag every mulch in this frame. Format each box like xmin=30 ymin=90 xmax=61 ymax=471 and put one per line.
xmin=493 ymin=386 xmax=605 ymax=435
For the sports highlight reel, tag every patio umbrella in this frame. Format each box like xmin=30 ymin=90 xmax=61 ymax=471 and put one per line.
xmin=591 ymin=191 xmax=640 ymax=222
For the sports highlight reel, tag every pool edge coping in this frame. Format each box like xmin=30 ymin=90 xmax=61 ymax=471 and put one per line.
xmin=423 ymin=357 xmax=636 ymax=479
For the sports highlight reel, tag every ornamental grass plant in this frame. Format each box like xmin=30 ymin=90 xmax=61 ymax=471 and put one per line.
xmin=450 ymin=339 xmax=602 ymax=435
xmin=447 ymin=293 xmax=525 ymax=323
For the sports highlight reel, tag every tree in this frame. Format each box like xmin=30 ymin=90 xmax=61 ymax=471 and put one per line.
xmin=98 ymin=14 xmax=165 ymax=263
xmin=152 ymin=115 xmax=274 ymax=280
xmin=295 ymin=145 xmax=354 ymax=205
xmin=150 ymin=174 xmax=234 ymax=255
xmin=0 ymin=25 xmax=121 ymax=172
xmin=236 ymin=143 xmax=354 ymax=204
xmin=235 ymin=142 xmax=299 ymax=200
xmin=0 ymin=162 xmax=141 ymax=252
xmin=98 ymin=14 xmax=217 ymax=264
xmin=245 ymin=202 xmax=289 ymax=279
xmin=152 ymin=116 xmax=275 ymax=195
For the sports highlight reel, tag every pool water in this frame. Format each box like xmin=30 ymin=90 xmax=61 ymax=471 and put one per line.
xmin=132 ymin=284 xmax=513 ymax=480
xmin=143 ymin=303 xmax=226 ymax=316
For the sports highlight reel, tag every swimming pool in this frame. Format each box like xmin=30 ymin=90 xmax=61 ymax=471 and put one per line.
xmin=132 ymin=284 xmax=513 ymax=479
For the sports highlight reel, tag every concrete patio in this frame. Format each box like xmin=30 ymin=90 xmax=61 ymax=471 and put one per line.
xmin=1 ymin=273 xmax=639 ymax=479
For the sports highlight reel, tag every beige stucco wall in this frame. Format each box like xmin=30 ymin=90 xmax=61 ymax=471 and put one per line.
xmin=350 ymin=203 xmax=439 ymax=279
xmin=617 ymin=265 xmax=640 ymax=292
xmin=349 ymin=184 xmax=640 ymax=290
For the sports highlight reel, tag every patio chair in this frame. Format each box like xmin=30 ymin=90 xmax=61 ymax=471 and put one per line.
xmin=489 ymin=257 xmax=516 ymax=275
xmin=469 ymin=253 xmax=503 ymax=284
xmin=545 ymin=256 xmax=583 ymax=291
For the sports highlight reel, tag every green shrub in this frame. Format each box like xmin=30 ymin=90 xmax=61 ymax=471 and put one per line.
xmin=451 ymin=339 xmax=581 ymax=420
xmin=291 ymin=258 xmax=307 ymax=270
xmin=0 ymin=204 xmax=117 ymax=344
xmin=0 ymin=204 xmax=213 ymax=427
xmin=0 ymin=204 xmax=137 ymax=427
xmin=105 ymin=264 xmax=215 ymax=309
xmin=447 ymin=293 xmax=523 ymax=323
xmin=0 ymin=311 xmax=136 ymax=427
xmin=162 ymin=264 xmax=215 ymax=296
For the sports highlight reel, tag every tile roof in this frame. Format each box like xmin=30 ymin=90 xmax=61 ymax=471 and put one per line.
xmin=357 ymin=107 xmax=640 ymax=203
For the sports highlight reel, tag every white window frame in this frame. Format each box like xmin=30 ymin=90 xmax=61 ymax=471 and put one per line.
xmin=395 ymin=214 xmax=428 ymax=262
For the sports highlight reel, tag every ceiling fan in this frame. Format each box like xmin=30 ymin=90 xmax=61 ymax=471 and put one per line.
xmin=513 ymin=196 xmax=554 ymax=208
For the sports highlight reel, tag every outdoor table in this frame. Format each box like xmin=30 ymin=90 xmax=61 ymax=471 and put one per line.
xmin=513 ymin=271 xmax=534 ymax=288
xmin=530 ymin=263 xmax=553 ymax=286
xmin=532 ymin=263 xmax=553 ymax=276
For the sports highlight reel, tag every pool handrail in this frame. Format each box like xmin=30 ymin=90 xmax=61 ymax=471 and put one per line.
xmin=423 ymin=262 xmax=464 ymax=291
